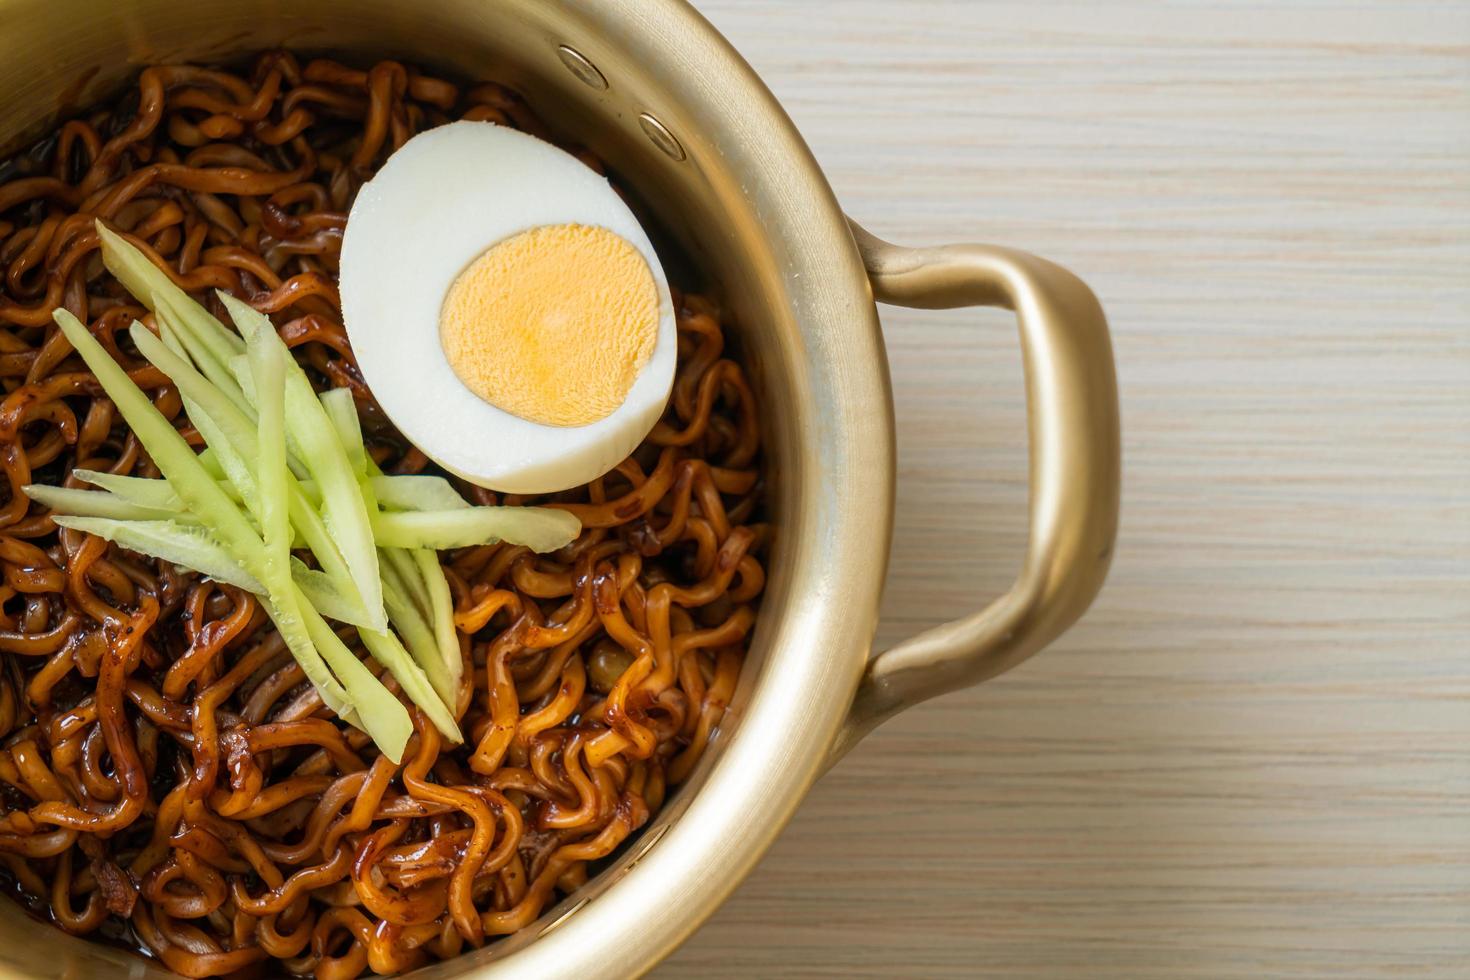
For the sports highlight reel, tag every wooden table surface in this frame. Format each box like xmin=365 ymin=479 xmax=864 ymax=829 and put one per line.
xmin=655 ymin=3 xmax=1470 ymax=977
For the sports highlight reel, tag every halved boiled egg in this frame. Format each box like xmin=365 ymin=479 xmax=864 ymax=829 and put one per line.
xmin=340 ymin=121 xmax=675 ymax=494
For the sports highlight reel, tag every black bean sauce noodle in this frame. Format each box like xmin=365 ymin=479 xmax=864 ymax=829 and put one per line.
xmin=0 ymin=51 xmax=764 ymax=977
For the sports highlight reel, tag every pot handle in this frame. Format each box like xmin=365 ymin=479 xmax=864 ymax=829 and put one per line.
xmin=832 ymin=221 xmax=1121 ymax=760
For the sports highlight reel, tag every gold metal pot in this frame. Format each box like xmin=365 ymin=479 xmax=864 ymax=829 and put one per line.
xmin=0 ymin=1 xmax=1120 ymax=976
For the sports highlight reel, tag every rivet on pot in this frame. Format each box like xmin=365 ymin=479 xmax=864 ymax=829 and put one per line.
xmin=556 ymin=45 xmax=607 ymax=91
xmin=638 ymin=112 xmax=686 ymax=162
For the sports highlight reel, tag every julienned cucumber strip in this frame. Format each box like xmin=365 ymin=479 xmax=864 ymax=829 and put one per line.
xmin=222 ymin=292 xmax=385 ymax=633
xmin=98 ymin=224 xmax=258 ymax=445
xmin=249 ymin=473 xmax=470 ymax=513
xmin=359 ymin=453 xmax=461 ymax=702
xmin=75 ymin=469 xmax=246 ymax=523
xmin=320 ymin=388 xmax=367 ymax=477
xmin=102 ymin=223 xmax=312 ymax=481
xmin=52 ymin=309 xmax=365 ymax=736
xmin=413 ymin=547 xmax=464 ymax=695
xmin=198 ymin=449 xmax=225 ymax=480
xmin=246 ymin=322 xmax=410 ymax=759
xmin=146 ymin=317 xmax=262 ymax=520
xmin=379 ymin=553 xmax=454 ymax=706
xmin=289 ymin=563 xmax=373 ymax=630
xmin=372 ymin=503 xmax=575 ymax=705
xmin=369 ymin=475 xmax=470 ymax=513
xmin=96 ymin=222 xmax=244 ymax=373
xmin=74 ymin=464 xmax=470 ymax=531
xmin=262 ymin=596 xmax=362 ymax=733
xmin=50 ymin=516 xmax=262 ymax=593
xmin=155 ymin=330 xmax=318 ymax=554
xmin=381 ymin=545 xmax=433 ymax=618
xmin=329 ymin=399 xmax=452 ymax=714
xmin=345 ymin=414 xmax=459 ymax=713
xmin=69 ymin=470 xmax=314 ymax=550
xmin=74 ymin=483 xmax=467 ymax=611
xmin=226 ymin=353 xmax=314 ymax=478
xmin=356 ymin=626 xmax=461 ymax=742
xmin=183 ymin=392 xmax=262 ymax=520
xmin=154 ymin=289 xmax=250 ymax=415
xmin=224 ymin=355 xmax=376 ymax=628
xmin=283 ymin=482 xmax=368 ymax=623
xmin=331 ymin=405 xmax=459 ymax=715
xmin=376 ymin=543 xmax=455 ymax=714
xmin=60 ymin=307 xmax=399 ymax=752
xmin=371 ymin=507 xmax=581 ymax=552
xmin=53 ymin=311 xmax=267 ymax=578
xmin=41 ymin=491 xmax=341 ymax=600
xmin=297 ymin=600 xmax=410 ymax=759
xmin=236 ymin=301 xmax=428 ymax=749
xmin=23 ymin=484 xmax=182 ymax=523
xmin=294 ymin=474 xmax=472 ymax=513
xmin=248 ymin=307 xmax=293 ymax=595
xmin=377 ymin=543 xmax=445 ymax=708
xmin=378 ymin=556 xmax=436 ymax=647
xmin=73 ymin=470 xmax=183 ymax=509
xmin=141 ymin=320 xmax=376 ymax=630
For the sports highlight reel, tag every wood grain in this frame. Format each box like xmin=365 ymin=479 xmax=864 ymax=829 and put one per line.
xmin=655 ymin=3 xmax=1470 ymax=977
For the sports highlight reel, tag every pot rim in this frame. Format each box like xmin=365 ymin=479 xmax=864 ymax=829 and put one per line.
xmin=0 ymin=0 xmax=897 ymax=976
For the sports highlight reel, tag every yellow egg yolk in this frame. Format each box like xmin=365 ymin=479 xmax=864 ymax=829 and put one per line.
xmin=438 ymin=223 xmax=659 ymax=428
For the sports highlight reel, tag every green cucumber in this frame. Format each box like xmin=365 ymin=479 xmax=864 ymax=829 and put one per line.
xmin=72 ymin=470 xmax=183 ymax=509
xmin=23 ymin=484 xmax=181 ymax=523
xmin=222 ymin=293 xmax=385 ymax=633
xmin=138 ymin=321 xmax=375 ymax=630
xmin=379 ymin=553 xmax=453 ymax=707
xmin=49 ymin=516 xmax=261 ymax=593
xmin=245 ymin=321 xmax=409 ymax=759
xmin=320 ymin=387 xmax=367 ymax=477
xmin=53 ymin=311 xmax=266 ymax=578
xmin=356 ymin=626 xmax=461 ymax=743
xmin=54 ymin=310 xmax=365 ymax=738
xmin=370 ymin=475 xmax=470 ymax=512
xmin=413 ymin=547 xmax=463 ymax=696
xmin=370 ymin=507 xmax=581 ymax=553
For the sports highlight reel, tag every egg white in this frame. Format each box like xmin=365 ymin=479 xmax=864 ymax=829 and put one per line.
xmin=339 ymin=121 xmax=676 ymax=494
